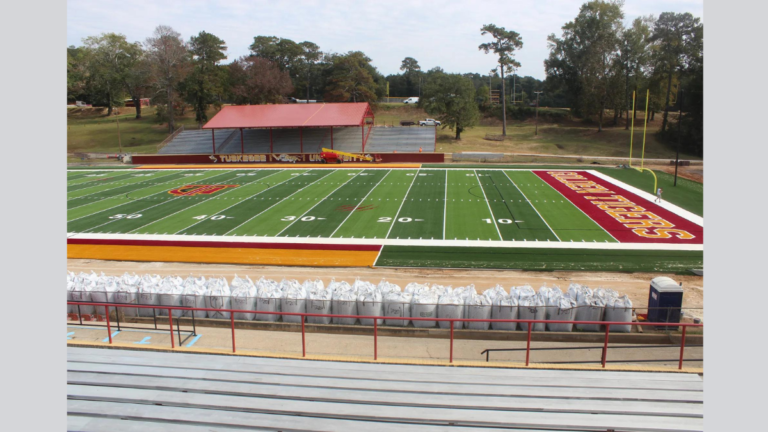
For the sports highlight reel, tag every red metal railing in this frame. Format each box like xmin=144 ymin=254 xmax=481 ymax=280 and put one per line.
xmin=67 ymin=301 xmax=703 ymax=370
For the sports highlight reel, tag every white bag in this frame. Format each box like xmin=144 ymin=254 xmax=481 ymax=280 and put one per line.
xmin=115 ymin=272 xmax=140 ymax=317
xmin=157 ymin=276 xmax=184 ymax=318
xmin=91 ymin=275 xmax=118 ymax=314
xmin=181 ymin=276 xmax=208 ymax=318
xmin=255 ymin=277 xmax=282 ymax=322
xmin=384 ymin=292 xmax=412 ymax=326
xmin=205 ymin=278 xmax=231 ymax=319
xmin=546 ymin=295 xmax=577 ymax=332
xmin=605 ymin=295 xmax=633 ymax=333
xmin=70 ymin=272 xmax=97 ymax=315
xmin=491 ymin=294 xmax=518 ymax=330
xmin=575 ymin=294 xmax=605 ymax=332
xmin=438 ymin=293 xmax=463 ymax=329
xmin=331 ymin=281 xmax=357 ymax=325
xmin=411 ymin=290 xmax=438 ymax=328
xmin=519 ymin=294 xmax=546 ymax=331
xmin=465 ymin=293 xmax=492 ymax=330
xmin=137 ymin=274 xmax=161 ymax=317
xmin=281 ymin=279 xmax=307 ymax=323
xmin=307 ymin=281 xmax=333 ymax=324
xmin=231 ymin=275 xmax=258 ymax=321
xmin=357 ymin=282 xmax=383 ymax=326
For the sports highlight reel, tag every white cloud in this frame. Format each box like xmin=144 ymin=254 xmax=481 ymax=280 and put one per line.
xmin=67 ymin=0 xmax=703 ymax=80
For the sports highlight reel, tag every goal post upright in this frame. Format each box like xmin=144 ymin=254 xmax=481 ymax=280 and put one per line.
xmin=627 ymin=89 xmax=658 ymax=193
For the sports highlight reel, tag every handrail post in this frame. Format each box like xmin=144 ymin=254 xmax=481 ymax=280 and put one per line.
xmin=105 ymin=306 xmax=112 ymax=344
xmin=301 ymin=317 xmax=306 ymax=358
xmin=525 ymin=322 xmax=532 ymax=366
xmin=374 ymin=318 xmax=378 ymax=360
xmin=601 ymin=324 xmax=611 ymax=368
xmin=678 ymin=326 xmax=687 ymax=370
xmin=230 ymin=313 xmax=236 ymax=353
xmin=449 ymin=320 xmax=454 ymax=363
xmin=168 ymin=308 xmax=175 ymax=349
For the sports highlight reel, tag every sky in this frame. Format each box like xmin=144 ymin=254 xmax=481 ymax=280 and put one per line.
xmin=67 ymin=0 xmax=703 ymax=81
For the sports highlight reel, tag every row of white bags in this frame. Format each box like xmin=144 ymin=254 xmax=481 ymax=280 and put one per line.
xmin=67 ymin=272 xmax=633 ymax=332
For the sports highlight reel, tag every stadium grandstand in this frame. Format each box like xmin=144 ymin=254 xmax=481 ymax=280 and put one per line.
xmin=158 ymin=102 xmax=435 ymax=155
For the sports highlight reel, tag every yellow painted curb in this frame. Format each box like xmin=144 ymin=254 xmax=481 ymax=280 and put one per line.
xmin=67 ymin=341 xmax=703 ymax=374
xmin=67 ymin=244 xmax=378 ymax=267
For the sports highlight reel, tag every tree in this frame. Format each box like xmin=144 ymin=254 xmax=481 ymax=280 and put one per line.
xmin=228 ymin=56 xmax=293 ymax=105
xmin=298 ymin=41 xmax=321 ymax=100
xmin=184 ymin=31 xmax=227 ymax=126
xmin=82 ymin=33 xmax=136 ymax=116
xmin=323 ymin=51 xmax=379 ymax=103
xmin=400 ymin=57 xmax=422 ymax=96
xmin=649 ymin=12 xmax=703 ymax=133
xmin=618 ymin=16 xmax=652 ymax=128
xmin=421 ymin=72 xmax=479 ymax=140
xmin=479 ymin=24 xmax=523 ymax=136
xmin=120 ymin=42 xmax=150 ymax=119
xmin=249 ymin=36 xmax=304 ymax=71
xmin=545 ymin=0 xmax=624 ymax=131
xmin=145 ymin=25 xmax=191 ymax=133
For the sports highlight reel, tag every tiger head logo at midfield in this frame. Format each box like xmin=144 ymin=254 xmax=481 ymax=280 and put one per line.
xmin=168 ymin=185 xmax=239 ymax=196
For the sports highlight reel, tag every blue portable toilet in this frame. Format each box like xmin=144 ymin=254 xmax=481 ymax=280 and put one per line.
xmin=647 ymin=277 xmax=684 ymax=330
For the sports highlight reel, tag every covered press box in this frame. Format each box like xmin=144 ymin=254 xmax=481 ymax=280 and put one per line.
xmin=647 ymin=277 xmax=683 ymax=329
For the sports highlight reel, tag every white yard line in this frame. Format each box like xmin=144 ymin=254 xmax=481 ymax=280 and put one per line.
xmin=67 ymin=170 xmax=232 ymax=222
xmin=222 ymin=170 xmax=332 ymax=236
xmin=502 ymin=170 xmax=561 ymax=242
xmin=330 ymin=170 xmax=392 ymax=238
xmin=442 ymin=169 xmax=448 ymax=240
xmin=526 ymin=170 xmax=618 ymax=243
xmin=67 ymin=171 xmax=181 ymax=201
xmin=275 ymin=171 xmax=362 ymax=237
xmin=588 ymin=170 xmax=703 ymax=226
xmin=76 ymin=171 xmax=241 ymax=233
xmin=66 ymin=232 xmax=704 ymax=251
xmin=128 ymin=170 xmax=285 ymax=234
xmin=474 ymin=170 xmax=503 ymax=241
xmin=385 ymin=168 xmax=420 ymax=239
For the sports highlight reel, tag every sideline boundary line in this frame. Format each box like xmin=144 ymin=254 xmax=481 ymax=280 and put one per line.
xmin=66 ymin=232 xmax=703 ymax=251
xmin=589 ymin=170 xmax=703 ymax=226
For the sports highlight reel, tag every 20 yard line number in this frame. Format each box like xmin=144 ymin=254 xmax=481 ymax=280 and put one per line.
xmin=109 ymin=213 xmax=142 ymax=219
xmin=377 ymin=217 xmax=423 ymax=223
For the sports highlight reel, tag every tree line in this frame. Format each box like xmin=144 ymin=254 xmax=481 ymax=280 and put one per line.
xmin=67 ymin=1 xmax=702 ymax=154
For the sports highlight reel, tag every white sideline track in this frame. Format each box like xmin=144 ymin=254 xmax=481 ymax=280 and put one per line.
xmin=67 ymin=346 xmax=703 ymax=431
xmin=66 ymin=232 xmax=703 ymax=251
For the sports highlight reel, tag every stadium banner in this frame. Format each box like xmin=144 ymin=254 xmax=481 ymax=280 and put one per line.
xmin=533 ymin=170 xmax=703 ymax=244
xmin=131 ymin=153 xmax=444 ymax=164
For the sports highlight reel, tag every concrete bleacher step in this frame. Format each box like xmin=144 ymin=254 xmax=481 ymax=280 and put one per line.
xmin=67 ymin=347 xmax=703 ymax=431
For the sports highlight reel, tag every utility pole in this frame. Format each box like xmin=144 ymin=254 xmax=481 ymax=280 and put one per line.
xmin=674 ymin=88 xmax=683 ymax=186
xmin=534 ymin=91 xmax=543 ymax=136
xmin=116 ymin=117 xmax=123 ymax=153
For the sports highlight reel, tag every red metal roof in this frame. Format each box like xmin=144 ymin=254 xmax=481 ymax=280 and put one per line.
xmin=202 ymin=103 xmax=373 ymax=129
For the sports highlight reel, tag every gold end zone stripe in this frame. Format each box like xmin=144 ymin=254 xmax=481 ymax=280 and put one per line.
xmin=67 ymin=244 xmax=378 ymax=267
xmin=133 ymin=163 xmax=422 ymax=169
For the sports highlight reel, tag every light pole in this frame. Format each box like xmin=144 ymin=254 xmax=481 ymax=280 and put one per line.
xmin=674 ymin=88 xmax=683 ymax=186
xmin=534 ymin=91 xmax=543 ymax=136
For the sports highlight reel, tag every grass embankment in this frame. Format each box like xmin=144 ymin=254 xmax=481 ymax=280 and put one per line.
xmin=376 ymin=246 xmax=703 ymax=273
xmin=67 ymin=106 xmax=218 ymax=154
xmin=375 ymin=103 xmax=699 ymax=160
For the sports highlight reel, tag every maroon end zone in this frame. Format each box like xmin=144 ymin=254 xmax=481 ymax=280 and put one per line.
xmin=534 ymin=170 xmax=703 ymax=244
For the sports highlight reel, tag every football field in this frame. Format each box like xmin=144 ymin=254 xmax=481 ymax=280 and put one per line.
xmin=67 ymin=167 xmax=703 ymax=270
